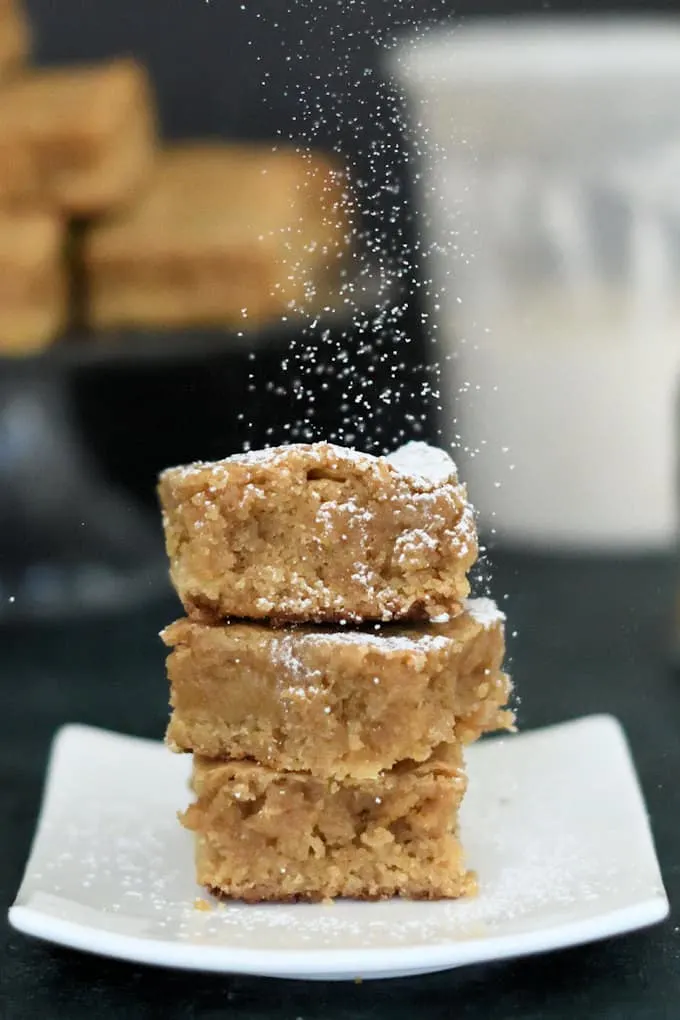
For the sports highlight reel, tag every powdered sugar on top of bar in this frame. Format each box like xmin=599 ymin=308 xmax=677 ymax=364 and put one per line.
xmin=463 ymin=597 xmax=506 ymax=629
xmin=162 ymin=440 xmax=459 ymax=490
xmin=269 ymin=601 xmax=502 ymax=677
xmin=273 ymin=629 xmax=453 ymax=662
xmin=164 ymin=443 xmax=375 ymax=481
xmin=386 ymin=441 xmax=458 ymax=486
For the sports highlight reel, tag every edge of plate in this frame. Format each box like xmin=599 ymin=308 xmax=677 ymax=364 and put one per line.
xmin=8 ymin=894 xmax=669 ymax=979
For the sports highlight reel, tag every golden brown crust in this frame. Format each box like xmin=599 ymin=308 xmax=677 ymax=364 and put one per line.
xmin=158 ymin=442 xmax=477 ymax=624
xmin=205 ymin=873 xmax=478 ymax=904
xmin=261 ymin=603 xmax=434 ymax=626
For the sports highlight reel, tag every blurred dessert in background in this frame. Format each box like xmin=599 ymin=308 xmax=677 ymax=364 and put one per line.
xmin=0 ymin=4 xmax=157 ymax=354
xmin=0 ymin=130 xmax=36 ymax=208
xmin=84 ymin=143 xmax=353 ymax=330
xmin=0 ymin=58 xmax=156 ymax=215
xmin=0 ymin=0 xmax=354 ymax=354
xmin=0 ymin=0 xmax=28 ymax=84
xmin=0 ymin=211 xmax=66 ymax=352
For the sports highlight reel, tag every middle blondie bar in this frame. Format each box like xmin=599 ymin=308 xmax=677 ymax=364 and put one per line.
xmin=164 ymin=598 xmax=512 ymax=779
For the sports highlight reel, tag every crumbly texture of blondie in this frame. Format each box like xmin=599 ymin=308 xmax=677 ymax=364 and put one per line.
xmin=158 ymin=441 xmax=477 ymax=624
xmin=84 ymin=143 xmax=352 ymax=330
xmin=182 ymin=745 xmax=473 ymax=902
xmin=163 ymin=599 xmax=512 ymax=777
xmin=0 ymin=212 xmax=66 ymax=353
xmin=0 ymin=59 xmax=156 ymax=214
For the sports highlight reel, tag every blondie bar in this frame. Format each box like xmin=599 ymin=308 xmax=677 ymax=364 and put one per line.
xmin=0 ymin=59 xmax=155 ymax=214
xmin=84 ymin=143 xmax=351 ymax=330
xmin=183 ymin=745 xmax=472 ymax=902
xmin=158 ymin=441 xmax=477 ymax=623
xmin=164 ymin=599 xmax=511 ymax=777
xmin=0 ymin=212 xmax=66 ymax=353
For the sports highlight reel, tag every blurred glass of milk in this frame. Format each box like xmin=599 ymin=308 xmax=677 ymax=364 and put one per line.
xmin=387 ymin=20 xmax=680 ymax=550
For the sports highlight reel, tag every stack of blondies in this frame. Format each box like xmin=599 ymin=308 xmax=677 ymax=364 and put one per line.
xmin=0 ymin=0 xmax=157 ymax=353
xmin=158 ymin=441 xmax=513 ymax=902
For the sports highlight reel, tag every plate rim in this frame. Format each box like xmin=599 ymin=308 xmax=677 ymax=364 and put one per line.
xmin=7 ymin=896 xmax=670 ymax=977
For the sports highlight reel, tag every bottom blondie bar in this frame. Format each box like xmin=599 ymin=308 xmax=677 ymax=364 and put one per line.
xmin=182 ymin=745 xmax=473 ymax=902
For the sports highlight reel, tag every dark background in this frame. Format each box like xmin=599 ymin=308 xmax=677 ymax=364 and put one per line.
xmin=23 ymin=0 xmax=676 ymax=148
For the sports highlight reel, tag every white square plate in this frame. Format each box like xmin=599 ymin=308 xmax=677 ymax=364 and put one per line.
xmin=9 ymin=715 xmax=668 ymax=981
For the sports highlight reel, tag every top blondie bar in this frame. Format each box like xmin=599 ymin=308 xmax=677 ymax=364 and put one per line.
xmin=158 ymin=441 xmax=477 ymax=623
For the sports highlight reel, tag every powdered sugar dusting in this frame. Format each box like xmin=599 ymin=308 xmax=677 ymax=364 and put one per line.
xmin=272 ymin=628 xmax=451 ymax=660
xmin=393 ymin=528 xmax=440 ymax=570
xmin=230 ymin=442 xmax=373 ymax=470
xmin=163 ymin=443 xmax=376 ymax=482
xmin=463 ymin=597 xmax=505 ymax=630
xmin=386 ymin=441 xmax=458 ymax=486
xmin=163 ymin=441 xmax=461 ymax=490
xmin=268 ymin=633 xmax=325 ymax=691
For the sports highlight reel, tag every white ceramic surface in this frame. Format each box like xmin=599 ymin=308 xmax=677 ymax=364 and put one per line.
xmin=9 ymin=715 xmax=668 ymax=981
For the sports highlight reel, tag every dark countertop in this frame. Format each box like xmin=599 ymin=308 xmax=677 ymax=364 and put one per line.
xmin=2 ymin=552 xmax=679 ymax=1019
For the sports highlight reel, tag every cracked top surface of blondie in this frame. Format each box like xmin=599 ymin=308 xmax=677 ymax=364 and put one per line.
xmin=164 ymin=441 xmax=460 ymax=489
